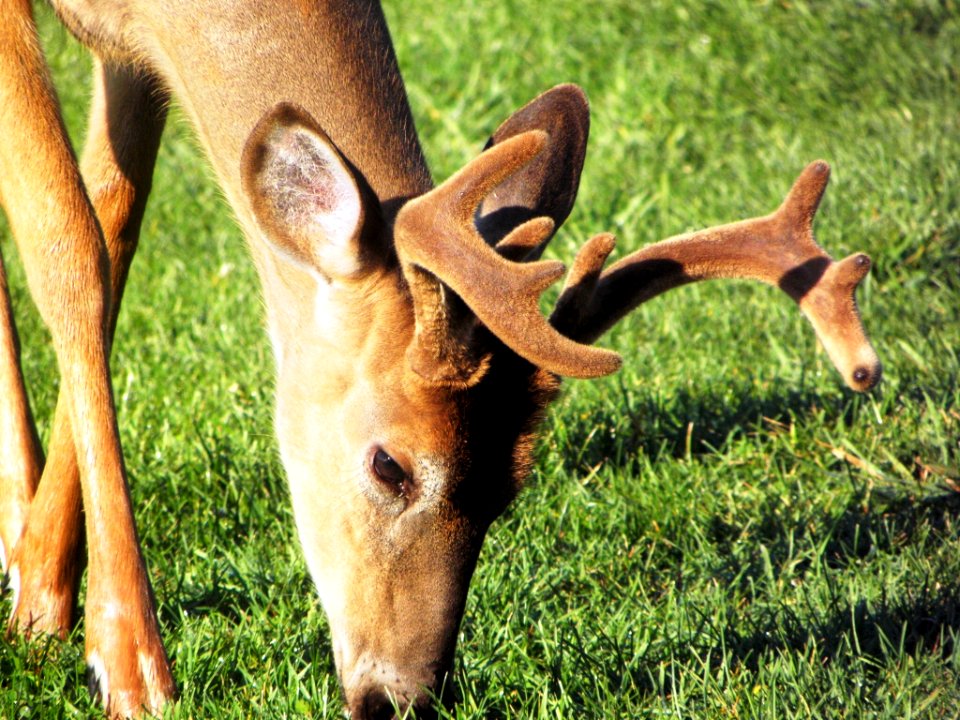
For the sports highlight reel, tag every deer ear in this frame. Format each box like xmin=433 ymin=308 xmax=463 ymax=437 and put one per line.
xmin=476 ymin=84 xmax=590 ymax=255
xmin=242 ymin=103 xmax=366 ymax=278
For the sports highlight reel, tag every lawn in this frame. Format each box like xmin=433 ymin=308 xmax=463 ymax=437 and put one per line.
xmin=2 ymin=0 xmax=959 ymax=717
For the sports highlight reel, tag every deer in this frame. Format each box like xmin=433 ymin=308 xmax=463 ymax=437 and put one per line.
xmin=0 ymin=0 xmax=881 ymax=718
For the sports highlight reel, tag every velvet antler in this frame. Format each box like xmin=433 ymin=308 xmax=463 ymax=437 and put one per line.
xmin=550 ymin=161 xmax=882 ymax=391
xmin=393 ymin=131 xmax=622 ymax=384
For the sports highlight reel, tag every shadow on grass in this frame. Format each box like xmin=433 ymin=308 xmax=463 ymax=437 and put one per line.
xmin=690 ymin=484 xmax=960 ymax=686
xmin=825 ymin=484 xmax=960 ymax=568
xmin=455 ymin=478 xmax=960 ymax=716
xmin=562 ymin=379 xmax=860 ymax=471
xmin=731 ymin=577 xmax=960 ymax=666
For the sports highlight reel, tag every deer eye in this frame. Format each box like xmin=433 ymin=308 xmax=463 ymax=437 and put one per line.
xmin=371 ymin=448 xmax=409 ymax=493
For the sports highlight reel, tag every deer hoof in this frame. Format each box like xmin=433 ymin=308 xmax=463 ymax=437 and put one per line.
xmin=84 ymin=605 xmax=176 ymax=718
xmin=85 ymin=644 xmax=175 ymax=718
xmin=6 ymin=560 xmax=75 ymax=638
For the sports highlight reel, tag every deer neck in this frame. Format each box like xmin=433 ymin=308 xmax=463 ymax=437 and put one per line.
xmin=106 ymin=0 xmax=431 ymax=369
xmin=129 ymin=0 xmax=432 ymax=224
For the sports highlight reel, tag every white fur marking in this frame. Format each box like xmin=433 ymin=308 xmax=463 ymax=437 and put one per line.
xmin=139 ymin=651 xmax=163 ymax=710
xmin=346 ymin=655 xmax=404 ymax=691
xmin=85 ymin=443 xmax=98 ymax=484
xmin=415 ymin=456 xmax=446 ymax=504
xmin=99 ymin=600 xmax=125 ymax=623
xmin=313 ymin=275 xmax=346 ymax=337
xmin=87 ymin=650 xmax=110 ymax=704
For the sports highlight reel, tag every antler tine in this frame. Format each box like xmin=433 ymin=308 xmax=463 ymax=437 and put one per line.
xmin=550 ymin=232 xmax=617 ymax=333
xmin=778 ymin=159 xmax=830 ymax=231
xmin=551 ymin=161 xmax=881 ymax=392
xmin=394 ymin=131 xmax=622 ymax=383
xmin=431 ymin=130 xmax=549 ymax=225
xmin=495 ymin=216 xmax=557 ymax=261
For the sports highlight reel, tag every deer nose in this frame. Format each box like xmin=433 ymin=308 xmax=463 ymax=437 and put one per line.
xmin=357 ymin=689 xmax=396 ymax=720
xmin=352 ymin=687 xmax=439 ymax=720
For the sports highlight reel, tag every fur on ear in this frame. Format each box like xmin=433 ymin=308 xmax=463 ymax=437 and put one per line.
xmin=241 ymin=103 xmax=366 ymax=278
xmin=476 ymin=84 xmax=590 ymax=254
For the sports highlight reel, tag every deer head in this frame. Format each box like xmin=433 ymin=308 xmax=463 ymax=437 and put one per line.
xmin=239 ymin=86 xmax=880 ymax=719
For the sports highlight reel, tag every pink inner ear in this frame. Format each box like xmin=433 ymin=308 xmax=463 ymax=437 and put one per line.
xmin=265 ymin=128 xmax=339 ymax=226
xmin=254 ymin=121 xmax=364 ymax=278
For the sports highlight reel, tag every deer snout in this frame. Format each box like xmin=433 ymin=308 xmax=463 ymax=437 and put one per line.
xmin=341 ymin=650 xmax=451 ymax=720
xmin=349 ymin=685 xmax=441 ymax=720
xmin=345 ymin=666 xmax=448 ymax=720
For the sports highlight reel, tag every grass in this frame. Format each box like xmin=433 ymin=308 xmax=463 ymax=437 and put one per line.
xmin=2 ymin=0 xmax=959 ymax=717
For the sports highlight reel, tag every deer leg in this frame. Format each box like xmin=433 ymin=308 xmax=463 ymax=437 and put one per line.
xmin=0 ymin=4 xmax=174 ymax=716
xmin=8 ymin=57 xmax=168 ymax=642
xmin=0 ymin=246 xmax=44 ymax=576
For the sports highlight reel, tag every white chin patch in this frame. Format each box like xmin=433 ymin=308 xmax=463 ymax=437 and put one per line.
xmin=86 ymin=650 xmax=110 ymax=705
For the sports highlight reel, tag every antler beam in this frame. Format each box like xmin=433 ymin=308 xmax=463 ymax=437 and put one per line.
xmin=550 ymin=161 xmax=882 ymax=391
xmin=394 ymin=131 xmax=622 ymax=382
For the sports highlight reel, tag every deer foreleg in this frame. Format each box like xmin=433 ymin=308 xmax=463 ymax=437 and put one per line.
xmin=0 ymin=247 xmax=44 ymax=576
xmin=9 ymin=58 xmax=168 ymax=642
xmin=0 ymin=3 xmax=173 ymax=715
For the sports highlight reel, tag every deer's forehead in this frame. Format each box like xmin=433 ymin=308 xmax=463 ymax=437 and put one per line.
xmin=350 ymin=375 xmax=465 ymax=443
xmin=346 ymin=372 xmax=533 ymax=467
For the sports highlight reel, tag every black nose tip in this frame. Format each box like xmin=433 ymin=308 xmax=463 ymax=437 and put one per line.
xmin=356 ymin=689 xmax=438 ymax=720
xmin=851 ymin=362 xmax=882 ymax=390
xmin=361 ymin=690 xmax=396 ymax=720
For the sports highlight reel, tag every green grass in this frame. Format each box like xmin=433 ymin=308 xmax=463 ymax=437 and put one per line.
xmin=2 ymin=0 xmax=959 ymax=717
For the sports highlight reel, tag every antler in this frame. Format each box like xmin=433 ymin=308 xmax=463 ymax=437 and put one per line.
xmin=393 ymin=131 xmax=622 ymax=384
xmin=550 ymin=161 xmax=882 ymax=391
